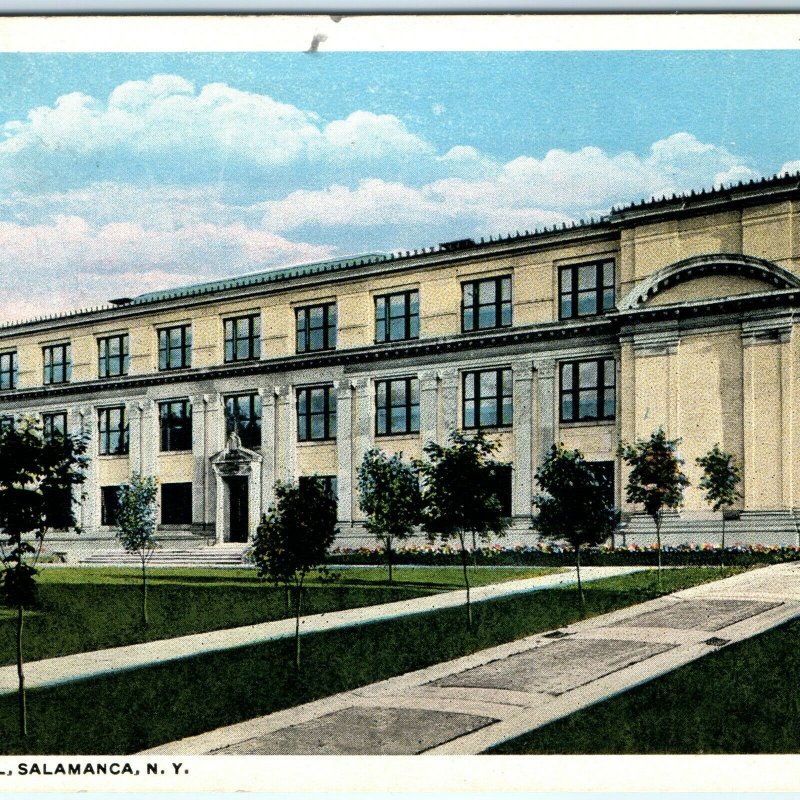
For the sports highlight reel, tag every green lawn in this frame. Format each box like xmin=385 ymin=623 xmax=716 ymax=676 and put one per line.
xmin=489 ymin=616 xmax=800 ymax=754
xmin=0 ymin=567 xmax=745 ymax=754
xmin=0 ymin=564 xmax=562 ymax=665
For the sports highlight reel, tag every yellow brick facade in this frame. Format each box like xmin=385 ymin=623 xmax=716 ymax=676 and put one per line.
xmin=2 ymin=173 xmax=800 ymax=550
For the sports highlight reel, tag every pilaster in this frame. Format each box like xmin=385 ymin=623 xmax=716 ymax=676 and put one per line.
xmin=419 ymin=369 xmax=439 ymax=448
xmin=441 ymin=367 xmax=459 ymax=437
xmin=512 ymin=360 xmax=535 ymax=519
xmin=260 ymin=387 xmax=276 ymax=513
xmin=335 ymin=380 xmax=354 ymax=524
xmin=535 ymin=359 xmax=557 ymax=469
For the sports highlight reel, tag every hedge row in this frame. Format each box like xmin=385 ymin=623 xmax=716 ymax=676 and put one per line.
xmin=326 ymin=542 xmax=800 ymax=568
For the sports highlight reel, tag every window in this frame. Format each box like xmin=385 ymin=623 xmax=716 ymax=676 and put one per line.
xmin=98 ymin=334 xmax=129 ymax=377
xmin=160 ymin=482 xmax=193 ymax=525
xmin=42 ymin=411 xmax=67 ymax=442
xmin=588 ymin=461 xmax=615 ymax=510
xmin=224 ymin=393 xmax=262 ymax=449
xmin=375 ymin=290 xmax=419 ymax=343
xmin=100 ymin=486 xmax=121 ymax=526
xmin=463 ymin=368 xmax=513 ymax=428
xmin=560 ymin=358 xmax=616 ymax=422
xmin=224 ymin=314 xmax=261 ymax=362
xmin=0 ymin=351 xmax=18 ymax=390
xmin=43 ymin=343 xmax=71 ymax=385
xmin=559 ymin=260 xmax=615 ymax=319
xmin=488 ymin=463 xmax=513 ymax=517
xmin=299 ymin=474 xmax=338 ymax=501
xmin=159 ymin=399 xmax=192 ymax=451
xmin=462 ymin=276 xmax=512 ymax=332
xmin=376 ymin=377 xmax=420 ymax=436
xmin=98 ymin=406 xmax=129 ymax=455
xmin=296 ymin=303 xmax=336 ymax=353
xmin=158 ymin=325 xmax=192 ymax=370
xmin=297 ymin=386 xmax=336 ymax=441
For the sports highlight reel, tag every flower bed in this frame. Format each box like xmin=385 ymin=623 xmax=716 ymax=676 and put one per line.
xmin=326 ymin=541 xmax=800 ymax=567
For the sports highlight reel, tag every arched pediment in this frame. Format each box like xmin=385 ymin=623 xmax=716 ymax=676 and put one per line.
xmin=619 ymin=254 xmax=800 ymax=310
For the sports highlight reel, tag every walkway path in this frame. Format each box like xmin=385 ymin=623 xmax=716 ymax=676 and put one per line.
xmin=142 ymin=562 xmax=800 ymax=755
xmin=0 ymin=566 xmax=639 ymax=696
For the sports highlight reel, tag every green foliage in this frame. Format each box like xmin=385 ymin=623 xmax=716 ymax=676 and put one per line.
xmin=696 ymin=444 xmax=742 ymax=512
xmin=252 ymin=479 xmax=338 ymax=587
xmin=0 ymin=416 xmax=89 ymax=735
xmin=116 ymin=474 xmax=159 ymax=557
xmin=618 ymin=428 xmax=690 ymax=520
xmin=416 ymin=430 xmax=509 ymax=627
xmin=357 ymin=449 xmax=421 ymax=581
xmin=115 ymin=473 xmax=159 ymax=626
xmin=252 ymin=478 xmax=338 ymax=667
xmin=534 ymin=444 xmax=616 ymax=550
xmin=416 ymin=430 xmax=509 ymax=544
xmin=358 ymin=449 xmax=421 ymax=541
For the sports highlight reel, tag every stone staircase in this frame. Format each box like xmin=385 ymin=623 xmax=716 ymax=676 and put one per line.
xmin=80 ymin=543 xmax=250 ymax=567
xmin=617 ymin=510 xmax=800 ymax=547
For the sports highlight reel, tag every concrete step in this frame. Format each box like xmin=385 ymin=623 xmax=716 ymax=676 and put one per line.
xmin=80 ymin=546 xmax=249 ymax=567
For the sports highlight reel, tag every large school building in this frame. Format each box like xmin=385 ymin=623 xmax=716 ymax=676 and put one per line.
xmin=2 ymin=172 xmax=800 ymax=555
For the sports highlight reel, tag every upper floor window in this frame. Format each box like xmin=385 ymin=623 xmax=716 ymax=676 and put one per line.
xmin=560 ymin=358 xmax=616 ymax=422
xmin=42 ymin=411 xmax=67 ymax=442
xmin=98 ymin=334 xmax=129 ymax=378
xmin=296 ymin=303 xmax=336 ymax=353
xmin=159 ymin=399 xmax=192 ymax=451
xmin=224 ymin=392 xmax=262 ymax=449
xmin=376 ymin=377 xmax=420 ymax=436
xmin=297 ymin=385 xmax=336 ymax=442
xmin=559 ymin=260 xmax=615 ymax=319
xmin=98 ymin=406 xmax=129 ymax=456
xmin=463 ymin=368 xmax=513 ymax=429
xmin=375 ymin=290 xmax=419 ymax=343
xmin=43 ymin=343 xmax=71 ymax=385
xmin=462 ymin=276 xmax=512 ymax=332
xmin=224 ymin=314 xmax=261 ymax=363
xmin=158 ymin=325 xmax=192 ymax=371
xmin=0 ymin=351 xmax=18 ymax=390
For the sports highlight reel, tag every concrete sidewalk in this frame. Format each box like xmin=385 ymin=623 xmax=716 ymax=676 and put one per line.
xmin=142 ymin=562 xmax=800 ymax=756
xmin=0 ymin=565 xmax=639 ymax=696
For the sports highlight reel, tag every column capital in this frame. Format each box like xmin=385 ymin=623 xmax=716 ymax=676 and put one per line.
xmin=742 ymin=315 xmax=793 ymax=346
xmin=512 ymin=360 xmax=535 ymax=379
xmin=534 ymin=359 xmax=557 ymax=380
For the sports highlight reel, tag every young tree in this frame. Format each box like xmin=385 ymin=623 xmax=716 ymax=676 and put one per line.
xmin=357 ymin=449 xmax=421 ymax=583
xmin=696 ymin=444 xmax=742 ymax=566
xmin=416 ymin=430 xmax=509 ymax=629
xmin=251 ymin=478 xmax=338 ymax=670
xmin=533 ymin=444 xmax=617 ymax=604
xmin=0 ymin=417 xmax=89 ymax=736
xmin=115 ymin=473 xmax=159 ymax=627
xmin=619 ymin=428 xmax=690 ymax=589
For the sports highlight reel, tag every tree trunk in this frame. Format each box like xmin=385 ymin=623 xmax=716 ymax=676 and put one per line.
xmin=16 ymin=602 xmax=26 ymax=737
xmin=471 ymin=531 xmax=478 ymax=568
xmin=285 ymin=585 xmax=291 ymax=615
xmin=386 ymin=536 xmax=393 ymax=584
xmin=294 ymin=582 xmax=303 ymax=671
xmin=141 ymin=556 xmax=149 ymax=627
xmin=655 ymin=512 xmax=663 ymax=591
xmin=720 ymin=515 xmax=726 ymax=570
xmin=459 ymin=532 xmax=472 ymax=630
xmin=576 ymin=546 xmax=584 ymax=607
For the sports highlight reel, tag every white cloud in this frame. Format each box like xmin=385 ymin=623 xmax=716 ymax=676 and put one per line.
xmin=0 ymin=75 xmax=431 ymax=179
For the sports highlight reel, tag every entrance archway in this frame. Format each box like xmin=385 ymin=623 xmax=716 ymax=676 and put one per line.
xmin=210 ymin=432 xmax=263 ymax=544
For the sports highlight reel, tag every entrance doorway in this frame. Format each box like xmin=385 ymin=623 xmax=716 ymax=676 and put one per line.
xmin=228 ymin=477 xmax=249 ymax=543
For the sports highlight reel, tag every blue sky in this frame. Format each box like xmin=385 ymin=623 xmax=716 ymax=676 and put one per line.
xmin=2 ymin=50 xmax=800 ymax=321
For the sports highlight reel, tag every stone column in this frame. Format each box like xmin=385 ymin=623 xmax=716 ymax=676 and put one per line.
xmin=126 ymin=401 xmax=142 ymax=475
xmin=335 ymin=380 xmax=354 ymax=524
xmin=260 ymin=387 xmax=277 ymax=513
xmin=276 ymin=385 xmax=295 ymax=484
xmin=535 ymin=359 xmax=557 ymax=469
xmin=69 ymin=405 xmax=95 ymax=531
xmin=512 ymin=360 xmax=535 ymax=520
xmin=441 ymin=367 xmax=459 ymax=437
xmin=352 ymin=377 xmax=372 ymax=523
xmin=190 ymin=394 xmax=209 ymax=530
xmin=419 ymin=369 xmax=439 ymax=448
